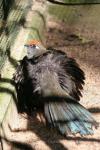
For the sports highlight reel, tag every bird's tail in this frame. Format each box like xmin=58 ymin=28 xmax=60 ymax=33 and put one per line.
xmin=44 ymin=98 xmax=98 ymax=136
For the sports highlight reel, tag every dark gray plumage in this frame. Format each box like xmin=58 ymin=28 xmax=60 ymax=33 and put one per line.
xmin=13 ymin=41 xmax=98 ymax=136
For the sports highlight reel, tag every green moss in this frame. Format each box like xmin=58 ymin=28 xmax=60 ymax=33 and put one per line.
xmin=27 ymin=13 xmax=46 ymax=42
xmin=48 ymin=4 xmax=100 ymax=29
xmin=48 ymin=5 xmax=72 ymax=20
xmin=0 ymin=0 xmax=29 ymax=69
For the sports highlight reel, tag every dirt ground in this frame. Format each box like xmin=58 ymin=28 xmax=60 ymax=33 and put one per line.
xmin=2 ymin=20 xmax=100 ymax=150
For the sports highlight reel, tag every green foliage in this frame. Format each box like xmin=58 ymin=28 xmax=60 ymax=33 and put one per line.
xmin=0 ymin=0 xmax=30 ymax=70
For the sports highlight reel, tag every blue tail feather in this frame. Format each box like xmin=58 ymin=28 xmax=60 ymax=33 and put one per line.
xmin=44 ymin=98 xmax=98 ymax=136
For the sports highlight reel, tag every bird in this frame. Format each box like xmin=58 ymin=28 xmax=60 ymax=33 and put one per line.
xmin=13 ymin=39 xmax=98 ymax=136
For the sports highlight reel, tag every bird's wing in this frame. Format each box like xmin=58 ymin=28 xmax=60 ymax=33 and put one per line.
xmin=51 ymin=50 xmax=85 ymax=101
xmin=13 ymin=60 xmax=25 ymax=86
xmin=13 ymin=56 xmax=31 ymax=90
xmin=13 ymin=57 xmax=36 ymax=112
xmin=14 ymin=50 xmax=85 ymax=102
xmin=31 ymin=50 xmax=85 ymax=101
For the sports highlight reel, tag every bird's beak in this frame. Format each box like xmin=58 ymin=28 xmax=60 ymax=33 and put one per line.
xmin=24 ymin=44 xmax=29 ymax=47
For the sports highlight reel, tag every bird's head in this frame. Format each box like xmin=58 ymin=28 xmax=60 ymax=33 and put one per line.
xmin=24 ymin=39 xmax=46 ymax=59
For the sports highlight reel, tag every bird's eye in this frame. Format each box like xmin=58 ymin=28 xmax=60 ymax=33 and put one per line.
xmin=31 ymin=44 xmax=36 ymax=48
xmin=30 ymin=45 xmax=39 ymax=49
